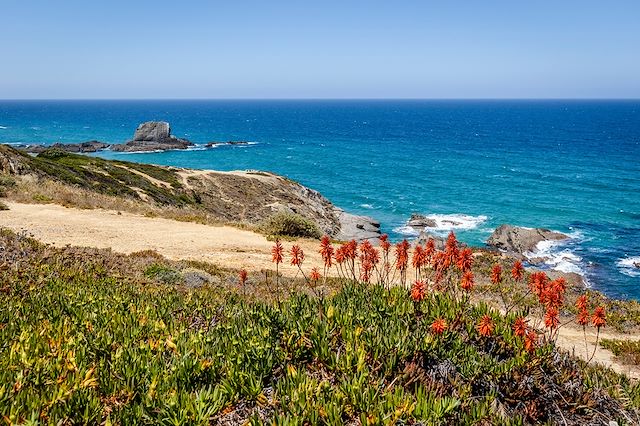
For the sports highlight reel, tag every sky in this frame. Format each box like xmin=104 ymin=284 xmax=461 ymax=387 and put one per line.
xmin=1 ymin=0 xmax=639 ymax=99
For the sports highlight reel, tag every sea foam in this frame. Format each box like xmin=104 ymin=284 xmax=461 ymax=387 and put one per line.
xmin=394 ymin=213 xmax=488 ymax=236
xmin=617 ymin=256 xmax=640 ymax=277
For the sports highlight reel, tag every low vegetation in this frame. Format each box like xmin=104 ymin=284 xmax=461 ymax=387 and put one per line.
xmin=258 ymin=211 xmax=322 ymax=239
xmin=2 ymin=229 xmax=639 ymax=425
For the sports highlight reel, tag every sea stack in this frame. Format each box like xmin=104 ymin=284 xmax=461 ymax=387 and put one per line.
xmin=112 ymin=121 xmax=193 ymax=152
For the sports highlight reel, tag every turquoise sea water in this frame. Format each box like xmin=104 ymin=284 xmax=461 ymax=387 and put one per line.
xmin=0 ymin=100 xmax=639 ymax=298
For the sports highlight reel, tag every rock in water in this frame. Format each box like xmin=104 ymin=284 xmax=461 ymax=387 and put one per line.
xmin=487 ymin=224 xmax=568 ymax=255
xmin=112 ymin=121 xmax=193 ymax=152
xmin=335 ymin=210 xmax=381 ymax=242
xmin=407 ymin=213 xmax=437 ymax=230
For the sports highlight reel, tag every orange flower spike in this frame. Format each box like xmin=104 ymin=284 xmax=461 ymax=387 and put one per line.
xmin=457 ymin=247 xmax=473 ymax=272
xmin=576 ymin=294 xmax=588 ymax=312
xmin=238 ymin=269 xmax=248 ymax=286
xmin=511 ymin=260 xmax=524 ymax=282
xmin=430 ymin=318 xmax=447 ymax=335
xmin=460 ymin=270 xmax=475 ymax=292
xmin=411 ymin=280 xmax=426 ymax=302
xmin=290 ymin=245 xmax=305 ymax=266
xmin=345 ymin=240 xmax=358 ymax=261
xmin=395 ymin=240 xmax=410 ymax=271
xmin=444 ymin=231 xmax=459 ymax=267
xmin=490 ymin=264 xmax=503 ymax=285
xmin=271 ymin=239 xmax=284 ymax=264
xmin=513 ymin=317 xmax=528 ymax=338
xmin=334 ymin=245 xmax=346 ymax=264
xmin=319 ymin=235 xmax=334 ymax=268
xmin=424 ymin=238 xmax=436 ymax=261
xmin=310 ymin=267 xmax=321 ymax=282
xmin=592 ymin=306 xmax=606 ymax=328
xmin=379 ymin=234 xmax=391 ymax=254
xmin=477 ymin=315 xmax=495 ymax=337
xmin=577 ymin=309 xmax=589 ymax=326
xmin=524 ymin=329 xmax=538 ymax=353
xmin=544 ymin=307 xmax=560 ymax=329
xmin=412 ymin=245 xmax=426 ymax=269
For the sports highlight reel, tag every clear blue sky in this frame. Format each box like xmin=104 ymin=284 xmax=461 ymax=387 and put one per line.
xmin=1 ymin=0 xmax=639 ymax=99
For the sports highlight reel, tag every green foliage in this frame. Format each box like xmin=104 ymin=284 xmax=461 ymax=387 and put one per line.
xmin=1 ymin=228 xmax=638 ymax=425
xmin=0 ymin=201 xmax=8 ymax=210
xmin=601 ymin=339 xmax=640 ymax=365
xmin=26 ymin=148 xmax=194 ymax=206
xmin=144 ymin=263 xmax=183 ymax=285
xmin=259 ymin=211 xmax=321 ymax=239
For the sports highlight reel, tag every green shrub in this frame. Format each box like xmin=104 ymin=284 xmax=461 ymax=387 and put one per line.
xmin=144 ymin=263 xmax=182 ymax=285
xmin=259 ymin=211 xmax=321 ymax=239
xmin=0 ymin=201 xmax=8 ymax=210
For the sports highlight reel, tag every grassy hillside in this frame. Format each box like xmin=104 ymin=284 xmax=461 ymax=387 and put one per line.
xmin=0 ymin=144 xmax=337 ymax=237
xmin=1 ymin=229 xmax=639 ymax=425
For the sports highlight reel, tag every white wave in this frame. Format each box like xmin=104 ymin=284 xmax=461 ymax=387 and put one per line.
xmin=360 ymin=203 xmax=376 ymax=209
xmin=525 ymin=239 xmax=586 ymax=277
xmin=422 ymin=213 xmax=488 ymax=232
xmin=617 ymin=256 xmax=640 ymax=277
xmin=0 ymin=126 xmax=7 ymax=129
xmin=393 ymin=225 xmax=421 ymax=237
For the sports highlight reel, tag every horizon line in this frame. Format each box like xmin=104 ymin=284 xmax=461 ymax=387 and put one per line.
xmin=1 ymin=97 xmax=640 ymax=102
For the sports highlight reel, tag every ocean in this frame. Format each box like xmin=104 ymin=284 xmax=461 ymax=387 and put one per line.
xmin=0 ymin=100 xmax=639 ymax=298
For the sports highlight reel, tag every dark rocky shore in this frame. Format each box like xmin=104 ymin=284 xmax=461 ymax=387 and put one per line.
xmin=16 ymin=121 xmax=252 ymax=154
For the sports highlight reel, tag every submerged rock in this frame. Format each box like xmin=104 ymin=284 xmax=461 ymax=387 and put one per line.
xmin=407 ymin=213 xmax=437 ymax=229
xmin=487 ymin=224 xmax=568 ymax=255
xmin=112 ymin=121 xmax=193 ymax=152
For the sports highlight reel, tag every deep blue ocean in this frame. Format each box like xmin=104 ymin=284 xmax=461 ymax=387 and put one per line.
xmin=1 ymin=100 xmax=639 ymax=298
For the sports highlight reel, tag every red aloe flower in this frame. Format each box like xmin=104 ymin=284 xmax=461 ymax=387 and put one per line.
xmin=528 ymin=271 xmax=548 ymax=298
xmin=238 ymin=269 xmax=248 ymax=286
xmin=524 ymin=329 xmax=538 ymax=353
xmin=411 ymin=280 xmax=426 ymax=302
xmin=457 ymin=247 xmax=473 ymax=272
xmin=334 ymin=246 xmax=346 ymax=264
xmin=344 ymin=240 xmax=358 ymax=261
xmin=576 ymin=294 xmax=588 ymax=312
xmin=412 ymin=245 xmax=427 ymax=270
xmin=477 ymin=315 xmax=495 ymax=337
xmin=544 ymin=307 xmax=560 ymax=330
xmin=379 ymin=234 xmax=391 ymax=254
xmin=271 ymin=239 xmax=284 ymax=264
xmin=443 ymin=232 xmax=459 ymax=269
xmin=395 ymin=240 xmax=410 ymax=271
xmin=592 ymin=306 xmax=606 ymax=329
xmin=490 ymin=264 xmax=502 ymax=285
xmin=319 ymin=235 xmax=334 ymax=268
xmin=577 ymin=309 xmax=589 ymax=326
xmin=511 ymin=260 xmax=524 ymax=282
xmin=513 ymin=317 xmax=528 ymax=338
xmin=460 ymin=270 xmax=474 ymax=292
xmin=310 ymin=267 xmax=321 ymax=282
xmin=430 ymin=318 xmax=447 ymax=335
xmin=290 ymin=245 xmax=305 ymax=266
xmin=424 ymin=238 xmax=436 ymax=263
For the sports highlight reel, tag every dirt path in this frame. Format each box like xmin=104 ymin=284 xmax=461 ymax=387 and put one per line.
xmin=0 ymin=201 xmax=324 ymax=277
xmin=2 ymin=201 xmax=639 ymax=379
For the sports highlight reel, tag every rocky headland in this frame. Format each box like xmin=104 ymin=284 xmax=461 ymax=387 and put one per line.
xmin=0 ymin=144 xmax=379 ymax=241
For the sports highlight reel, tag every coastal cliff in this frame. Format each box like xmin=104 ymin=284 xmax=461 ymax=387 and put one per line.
xmin=0 ymin=144 xmax=378 ymax=240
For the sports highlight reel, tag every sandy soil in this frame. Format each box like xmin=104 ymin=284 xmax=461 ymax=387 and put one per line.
xmin=0 ymin=201 xmax=324 ymax=277
xmin=2 ymin=200 xmax=639 ymax=379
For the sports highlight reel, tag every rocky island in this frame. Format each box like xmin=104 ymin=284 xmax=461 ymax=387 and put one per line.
xmin=111 ymin=121 xmax=193 ymax=152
